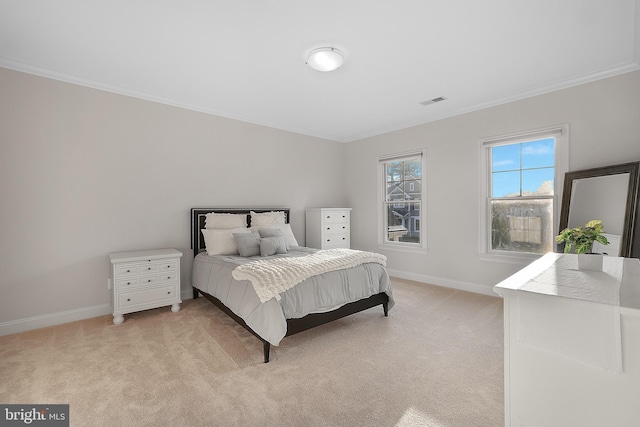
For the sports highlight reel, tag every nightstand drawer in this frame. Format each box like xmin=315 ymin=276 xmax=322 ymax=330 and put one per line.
xmin=138 ymin=275 xmax=160 ymax=286
xmin=116 ymin=273 xmax=172 ymax=289
xmin=160 ymin=273 xmax=177 ymax=282
xmin=115 ymin=265 xmax=140 ymax=277
xmin=115 ymin=263 xmax=159 ymax=277
xmin=139 ymin=263 xmax=159 ymax=274
xmin=115 ymin=277 xmax=139 ymax=289
xmin=117 ymin=284 xmax=179 ymax=310
xmin=159 ymin=260 xmax=178 ymax=271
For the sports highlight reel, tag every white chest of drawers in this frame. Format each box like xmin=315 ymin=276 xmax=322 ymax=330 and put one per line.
xmin=109 ymin=248 xmax=182 ymax=325
xmin=305 ymin=208 xmax=351 ymax=249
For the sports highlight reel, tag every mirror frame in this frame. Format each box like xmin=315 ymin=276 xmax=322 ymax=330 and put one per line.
xmin=558 ymin=161 xmax=640 ymax=257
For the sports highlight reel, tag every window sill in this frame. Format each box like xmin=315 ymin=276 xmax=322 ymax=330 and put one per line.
xmin=378 ymin=243 xmax=428 ymax=254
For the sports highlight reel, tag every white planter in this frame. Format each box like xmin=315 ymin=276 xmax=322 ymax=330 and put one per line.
xmin=578 ymin=253 xmax=603 ymax=271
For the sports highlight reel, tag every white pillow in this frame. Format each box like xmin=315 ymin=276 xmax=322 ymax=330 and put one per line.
xmin=201 ymin=228 xmax=251 ymax=255
xmin=205 ymin=213 xmax=247 ymax=229
xmin=251 ymin=223 xmax=299 ymax=248
xmin=250 ymin=210 xmax=286 ymax=226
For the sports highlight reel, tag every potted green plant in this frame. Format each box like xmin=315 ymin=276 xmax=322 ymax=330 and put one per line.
xmin=555 ymin=219 xmax=610 ymax=270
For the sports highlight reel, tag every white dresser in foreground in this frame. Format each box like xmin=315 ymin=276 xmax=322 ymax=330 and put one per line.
xmin=109 ymin=248 xmax=182 ymax=325
xmin=306 ymin=208 xmax=351 ymax=249
xmin=494 ymin=253 xmax=640 ymax=427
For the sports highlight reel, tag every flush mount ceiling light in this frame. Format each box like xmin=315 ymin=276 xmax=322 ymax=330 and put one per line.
xmin=306 ymin=47 xmax=344 ymax=72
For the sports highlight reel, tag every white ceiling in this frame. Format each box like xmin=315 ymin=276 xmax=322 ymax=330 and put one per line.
xmin=1 ymin=1 xmax=639 ymax=142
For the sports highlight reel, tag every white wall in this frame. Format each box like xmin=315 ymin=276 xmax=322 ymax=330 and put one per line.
xmin=2 ymin=67 xmax=640 ymax=333
xmin=0 ymin=68 xmax=346 ymax=331
xmin=344 ymin=71 xmax=640 ymax=294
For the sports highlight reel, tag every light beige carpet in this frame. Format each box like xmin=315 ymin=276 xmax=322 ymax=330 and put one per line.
xmin=0 ymin=279 xmax=504 ymax=426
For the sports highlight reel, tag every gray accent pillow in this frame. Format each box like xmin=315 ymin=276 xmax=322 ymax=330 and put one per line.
xmin=260 ymin=236 xmax=288 ymax=257
xmin=257 ymin=228 xmax=283 ymax=237
xmin=233 ymin=232 xmax=261 ymax=257
xmin=258 ymin=228 xmax=289 ymax=250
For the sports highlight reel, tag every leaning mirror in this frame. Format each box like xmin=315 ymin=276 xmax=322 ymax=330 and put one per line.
xmin=558 ymin=162 xmax=639 ymax=257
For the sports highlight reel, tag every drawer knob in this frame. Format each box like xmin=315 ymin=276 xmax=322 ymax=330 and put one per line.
xmin=127 ymin=282 xmax=131 ymax=285
xmin=127 ymin=298 xmax=131 ymax=302
xmin=126 ymin=269 xmax=131 ymax=273
xmin=147 ymin=279 xmax=151 ymax=283
xmin=167 ymin=276 xmax=171 ymax=279
xmin=167 ymin=291 xmax=171 ymax=295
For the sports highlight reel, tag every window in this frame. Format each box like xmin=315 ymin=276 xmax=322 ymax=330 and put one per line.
xmin=479 ymin=126 xmax=568 ymax=260
xmin=378 ymin=150 xmax=427 ymax=251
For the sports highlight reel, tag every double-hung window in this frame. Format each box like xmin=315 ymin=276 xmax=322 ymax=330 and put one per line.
xmin=479 ymin=126 xmax=568 ymax=260
xmin=378 ymin=150 xmax=427 ymax=251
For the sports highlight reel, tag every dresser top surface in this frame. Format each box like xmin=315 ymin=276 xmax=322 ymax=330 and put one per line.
xmin=109 ymin=248 xmax=183 ymax=263
xmin=494 ymin=252 xmax=640 ymax=312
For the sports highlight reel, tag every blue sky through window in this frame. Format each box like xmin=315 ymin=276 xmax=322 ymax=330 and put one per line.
xmin=491 ymin=138 xmax=555 ymax=197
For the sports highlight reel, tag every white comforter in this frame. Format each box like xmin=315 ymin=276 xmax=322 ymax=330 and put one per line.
xmin=231 ymin=248 xmax=387 ymax=303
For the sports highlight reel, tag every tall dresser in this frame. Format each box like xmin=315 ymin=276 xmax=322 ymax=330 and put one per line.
xmin=305 ymin=208 xmax=351 ymax=249
xmin=109 ymin=248 xmax=182 ymax=325
xmin=494 ymin=253 xmax=640 ymax=426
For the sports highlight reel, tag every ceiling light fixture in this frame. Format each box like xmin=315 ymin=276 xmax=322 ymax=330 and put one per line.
xmin=306 ymin=47 xmax=344 ymax=72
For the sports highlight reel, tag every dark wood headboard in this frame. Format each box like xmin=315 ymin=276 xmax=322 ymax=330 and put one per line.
xmin=190 ymin=208 xmax=290 ymax=258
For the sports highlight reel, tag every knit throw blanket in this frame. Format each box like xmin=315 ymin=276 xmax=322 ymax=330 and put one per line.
xmin=231 ymin=248 xmax=387 ymax=303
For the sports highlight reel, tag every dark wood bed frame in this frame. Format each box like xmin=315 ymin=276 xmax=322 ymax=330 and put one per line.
xmin=190 ymin=207 xmax=389 ymax=363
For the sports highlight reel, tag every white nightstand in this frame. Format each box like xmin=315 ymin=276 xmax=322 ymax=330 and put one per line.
xmin=306 ymin=208 xmax=351 ymax=249
xmin=109 ymin=248 xmax=182 ymax=325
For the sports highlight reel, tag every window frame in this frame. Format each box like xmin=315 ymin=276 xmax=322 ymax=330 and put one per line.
xmin=478 ymin=125 xmax=569 ymax=263
xmin=378 ymin=149 xmax=428 ymax=253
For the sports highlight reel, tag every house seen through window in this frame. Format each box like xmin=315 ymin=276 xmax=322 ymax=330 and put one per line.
xmin=380 ymin=151 xmax=425 ymax=248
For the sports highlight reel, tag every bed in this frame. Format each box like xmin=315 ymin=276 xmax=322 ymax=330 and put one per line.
xmin=190 ymin=207 xmax=394 ymax=362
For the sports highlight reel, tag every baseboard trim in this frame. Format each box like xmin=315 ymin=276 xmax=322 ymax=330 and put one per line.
xmin=386 ymin=269 xmax=498 ymax=297
xmin=1 ymin=289 xmax=198 ymax=337
xmin=0 ymin=304 xmax=112 ymax=337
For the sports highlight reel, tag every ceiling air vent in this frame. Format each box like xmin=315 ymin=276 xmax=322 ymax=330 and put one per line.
xmin=420 ymin=96 xmax=447 ymax=106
